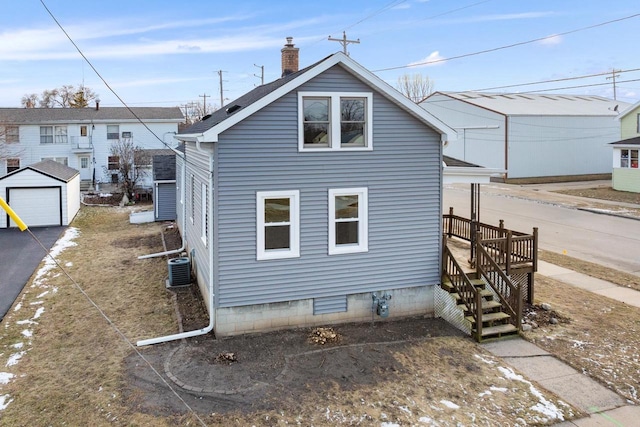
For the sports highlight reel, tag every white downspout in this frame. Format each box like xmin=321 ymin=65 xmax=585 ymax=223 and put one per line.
xmin=137 ymin=137 xmax=215 ymax=346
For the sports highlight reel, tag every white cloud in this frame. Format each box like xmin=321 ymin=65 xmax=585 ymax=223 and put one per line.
xmin=408 ymin=51 xmax=446 ymax=67
xmin=444 ymin=11 xmax=555 ymax=24
xmin=539 ymin=34 xmax=563 ymax=45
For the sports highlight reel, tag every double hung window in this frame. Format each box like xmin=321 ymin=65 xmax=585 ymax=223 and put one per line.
xmin=299 ymin=92 xmax=372 ymax=151
xmin=256 ymin=190 xmax=300 ymax=260
xmin=328 ymin=188 xmax=368 ymax=255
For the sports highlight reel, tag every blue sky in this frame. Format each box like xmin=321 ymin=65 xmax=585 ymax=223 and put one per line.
xmin=1 ymin=0 xmax=639 ymax=110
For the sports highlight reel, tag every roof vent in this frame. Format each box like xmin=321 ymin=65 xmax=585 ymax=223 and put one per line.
xmin=201 ymin=114 xmax=212 ymax=121
xmin=226 ymin=104 xmax=242 ymax=114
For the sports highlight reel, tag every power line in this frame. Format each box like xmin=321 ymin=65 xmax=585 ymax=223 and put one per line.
xmin=373 ymin=12 xmax=640 ymax=72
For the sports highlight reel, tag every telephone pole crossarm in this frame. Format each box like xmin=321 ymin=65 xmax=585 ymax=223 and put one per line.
xmin=328 ymin=31 xmax=360 ymax=55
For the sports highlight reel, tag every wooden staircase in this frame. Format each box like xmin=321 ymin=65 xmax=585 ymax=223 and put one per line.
xmin=441 ymin=270 xmax=519 ymax=341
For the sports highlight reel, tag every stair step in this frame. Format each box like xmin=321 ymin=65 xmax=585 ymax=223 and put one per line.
xmin=470 ymin=279 xmax=485 ymax=287
xmin=465 ymin=311 xmax=510 ymax=324
xmin=479 ymin=323 xmax=518 ymax=337
xmin=457 ymin=299 xmax=501 ymax=312
xmin=449 ymin=289 xmax=493 ymax=302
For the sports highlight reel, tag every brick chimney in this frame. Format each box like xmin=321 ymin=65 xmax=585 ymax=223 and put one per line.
xmin=281 ymin=36 xmax=299 ymax=77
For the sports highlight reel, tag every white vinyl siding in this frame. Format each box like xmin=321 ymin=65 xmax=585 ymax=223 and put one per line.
xmin=256 ymin=190 xmax=300 ymax=260
xmin=328 ymin=188 xmax=368 ymax=255
xmin=298 ymin=92 xmax=373 ymax=151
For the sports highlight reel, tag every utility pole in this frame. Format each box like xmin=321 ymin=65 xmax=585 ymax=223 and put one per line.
xmin=217 ymin=70 xmax=227 ymax=108
xmin=254 ymin=64 xmax=264 ymax=85
xmin=199 ymin=93 xmax=209 ymax=115
xmin=607 ymin=69 xmax=621 ymax=100
xmin=328 ymin=31 xmax=360 ymax=56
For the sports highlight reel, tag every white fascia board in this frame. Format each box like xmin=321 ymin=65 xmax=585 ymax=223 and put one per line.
xmin=443 ymin=166 xmax=505 ymax=184
xmin=199 ymin=52 xmax=457 ymax=143
xmin=616 ymin=100 xmax=640 ymax=121
xmin=174 ymin=133 xmax=202 ymax=143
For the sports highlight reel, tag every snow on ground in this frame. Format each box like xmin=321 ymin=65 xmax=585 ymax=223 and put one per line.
xmin=0 ymin=227 xmax=79 ymax=412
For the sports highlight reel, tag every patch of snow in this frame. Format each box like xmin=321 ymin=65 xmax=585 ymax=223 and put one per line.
xmin=498 ymin=366 xmax=565 ymax=421
xmin=474 ymin=354 xmax=496 ymax=364
xmin=0 ymin=394 xmax=13 ymax=411
xmin=13 ymin=303 xmax=21 ymax=311
xmin=490 ymin=386 xmax=508 ymax=392
xmin=21 ymin=330 xmax=32 ymax=338
xmin=381 ymin=423 xmax=400 ymax=427
xmin=418 ymin=416 xmax=438 ymax=425
xmin=571 ymin=340 xmax=591 ymax=349
xmin=29 ymin=301 xmax=44 ymax=305
xmin=16 ymin=320 xmax=36 ymax=325
xmin=398 ymin=406 xmax=412 ymax=415
xmin=36 ymin=291 xmax=49 ymax=298
xmin=0 ymin=372 xmax=15 ymax=385
xmin=32 ymin=228 xmax=79 ymax=287
xmin=11 ymin=343 xmax=23 ymax=349
xmin=6 ymin=351 xmax=25 ymax=367
xmin=479 ymin=390 xmax=492 ymax=397
xmin=440 ymin=400 xmax=459 ymax=410
xmin=65 ymin=262 xmax=73 ymax=267
xmin=33 ymin=307 xmax=45 ymax=319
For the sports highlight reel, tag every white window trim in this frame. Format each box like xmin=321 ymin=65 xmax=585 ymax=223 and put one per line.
xmin=328 ymin=187 xmax=368 ymax=255
xmin=298 ymin=92 xmax=373 ymax=152
xmin=256 ymin=190 xmax=300 ymax=261
xmin=190 ymin=174 xmax=195 ymax=224
xmin=201 ymin=182 xmax=208 ymax=245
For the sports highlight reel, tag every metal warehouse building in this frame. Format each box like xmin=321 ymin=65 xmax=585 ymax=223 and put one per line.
xmin=420 ymin=92 xmax=628 ymax=180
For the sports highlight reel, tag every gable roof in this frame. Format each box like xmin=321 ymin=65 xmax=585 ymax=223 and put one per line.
xmin=0 ymin=107 xmax=184 ymax=124
xmin=424 ymin=91 xmax=629 ymax=117
xmin=152 ymin=154 xmax=176 ymax=181
xmin=0 ymin=159 xmax=79 ymax=182
xmin=617 ymin=100 xmax=640 ymax=120
xmin=178 ymin=52 xmax=456 ymax=143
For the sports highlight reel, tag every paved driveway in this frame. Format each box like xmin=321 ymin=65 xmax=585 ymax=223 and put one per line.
xmin=0 ymin=226 xmax=65 ymax=321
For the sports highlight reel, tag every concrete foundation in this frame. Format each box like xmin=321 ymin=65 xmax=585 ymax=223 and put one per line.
xmin=214 ymin=285 xmax=435 ymax=337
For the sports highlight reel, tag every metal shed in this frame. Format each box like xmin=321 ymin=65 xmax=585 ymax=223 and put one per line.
xmin=152 ymin=154 xmax=176 ymax=221
xmin=0 ymin=160 xmax=80 ymax=228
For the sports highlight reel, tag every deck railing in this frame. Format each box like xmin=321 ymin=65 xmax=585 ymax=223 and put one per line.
xmin=475 ymin=232 xmax=522 ymax=330
xmin=443 ymin=207 xmax=538 ymax=272
xmin=442 ymin=238 xmax=484 ymax=341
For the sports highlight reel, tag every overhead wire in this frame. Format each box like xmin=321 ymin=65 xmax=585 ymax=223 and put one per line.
xmin=372 ymin=12 xmax=640 ymax=72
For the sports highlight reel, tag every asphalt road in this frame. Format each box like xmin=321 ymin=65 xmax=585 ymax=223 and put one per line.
xmin=443 ymin=184 xmax=640 ymax=276
xmin=0 ymin=226 xmax=65 ymax=321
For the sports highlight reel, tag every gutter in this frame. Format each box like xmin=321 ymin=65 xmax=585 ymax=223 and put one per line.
xmin=137 ymin=139 xmax=216 ymax=346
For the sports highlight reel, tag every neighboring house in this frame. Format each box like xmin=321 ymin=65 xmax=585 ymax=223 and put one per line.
xmin=610 ymin=100 xmax=640 ymax=192
xmin=420 ymin=91 xmax=628 ymax=181
xmin=174 ymin=39 xmax=459 ymax=337
xmin=0 ymin=159 xmax=80 ymax=228
xmin=0 ymin=106 xmax=183 ymax=187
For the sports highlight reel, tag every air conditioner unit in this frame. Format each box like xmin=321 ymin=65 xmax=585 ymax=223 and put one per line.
xmin=167 ymin=257 xmax=191 ymax=287
xmin=122 ymin=131 xmax=132 ymax=138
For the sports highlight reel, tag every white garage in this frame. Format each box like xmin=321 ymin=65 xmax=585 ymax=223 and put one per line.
xmin=0 ymin=160 xmax=80 ymax=228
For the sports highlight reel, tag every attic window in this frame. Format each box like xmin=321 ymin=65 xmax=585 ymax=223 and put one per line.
xmin=298 ymin=92 xmax=373 ymax=151
xmin=226 ymin=105 xmax=242 ymax=114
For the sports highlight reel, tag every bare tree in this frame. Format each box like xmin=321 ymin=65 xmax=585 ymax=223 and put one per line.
xmin=21 ymin=84 xmax=99 ymax=108
xmin=105 ymin=138 xmax=149 ymax=199
xmin=395 ymin=73 xmax=435 ymax=103
xmin=181 ymin=101 xmax=217 ymax=125
xmin=0 ymin=124 xmax=24 ymax=165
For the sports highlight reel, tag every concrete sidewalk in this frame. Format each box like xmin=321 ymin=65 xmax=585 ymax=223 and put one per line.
xmin=482 ymin=338 xmax=639 ymax=426
xmin=538 ymin=261 xmax=640 ymax=309
xmin=479 ymin=259 xmax=640 ymax=426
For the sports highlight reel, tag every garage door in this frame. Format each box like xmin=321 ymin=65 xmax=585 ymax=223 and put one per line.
xmin=8 ymin=187 xmax=61 ymax=227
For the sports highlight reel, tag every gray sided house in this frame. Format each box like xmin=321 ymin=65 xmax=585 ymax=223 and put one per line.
xmin=176 ymin=45 xmax=455 ymax=337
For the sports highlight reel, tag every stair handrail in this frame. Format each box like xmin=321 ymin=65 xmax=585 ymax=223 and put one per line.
xmin=442 ymin=237 xmax=482 ymax=337
xmin=475 ymin=232 xmax=522 ymax=330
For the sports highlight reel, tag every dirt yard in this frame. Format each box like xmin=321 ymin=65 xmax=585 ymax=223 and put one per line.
xmin=554 ymin=186 xmax=640 ymax=205
xmin=0 ymin=205 xmax=580 ymax=426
